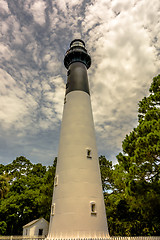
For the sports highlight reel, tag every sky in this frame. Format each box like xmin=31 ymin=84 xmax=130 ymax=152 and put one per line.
xmin=0 ymin=0 xmax=160 ymax=166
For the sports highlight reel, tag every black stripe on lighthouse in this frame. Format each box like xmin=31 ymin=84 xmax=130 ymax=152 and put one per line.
xmin=65 ymin=62 xmax=90 ymax=95
xmin=64 ymin=39 xmax=91 ymax=96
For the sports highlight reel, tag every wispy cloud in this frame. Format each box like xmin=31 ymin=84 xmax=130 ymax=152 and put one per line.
xmin=0 ymin=0 xmax=160 ymax=164
xmin=82 ymin=0 xmax=160 ymax=161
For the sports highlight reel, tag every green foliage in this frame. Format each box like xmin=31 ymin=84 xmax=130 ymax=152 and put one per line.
xmin=99 ymin=155 xmax=113 ymax=191
xmin=0 ymin=156 xmax=56 ymax=235
xmin=0 ymin=176 xmax=9 ymax=199
xmin=0 ymin=221 xmax=7 ymax=235
xmin=104 ymin=75 xmax=160 ymax=236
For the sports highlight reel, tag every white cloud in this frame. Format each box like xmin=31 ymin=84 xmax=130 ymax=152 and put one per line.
xmin=0 ymin=69 xmax=65 ymax=136
xmin=0 ymin=0 xmax=9 ymax=14
xmin=29 ymin=0 xmax=46 ymax=25
xmin=0 ymin=0 xmax=160 ymax=165
xmin=0 ymin=70 xmax=31 ymax=128
xmin=0 ymin=44 xmax=13 ymax=60
xmin=50 ymin=76 xmax=65 ymax=118
xmin=56 ymin=0 xmax=84 ymax=13
xmin=111 ymin=0 xmax=134 ymax=12
xmin=82 ymin=0 xmax=160 ymax=161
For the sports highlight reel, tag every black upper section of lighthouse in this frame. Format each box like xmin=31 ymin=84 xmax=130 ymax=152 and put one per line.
xmin=64 ymin=39 xmax=91 ymax=69
xmin=64 ymin=39 xmax=91 ymax=96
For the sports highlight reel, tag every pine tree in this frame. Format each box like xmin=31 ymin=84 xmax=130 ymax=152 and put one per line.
xmin=115 ymin=75 xmax=160 ymax=235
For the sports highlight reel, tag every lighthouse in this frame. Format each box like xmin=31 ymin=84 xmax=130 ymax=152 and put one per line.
xmin=47 ymin=39 xmax=109 ymax=239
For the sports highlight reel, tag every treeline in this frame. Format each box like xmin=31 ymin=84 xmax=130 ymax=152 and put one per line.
xmin=0 ymin=75 xmax=160 ymax=236
xmin=0 ymin=157 xmax=57 ymax=235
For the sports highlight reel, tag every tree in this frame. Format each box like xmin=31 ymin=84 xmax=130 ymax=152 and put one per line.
xmin=99 ymin=155 xmax=113 ymax=191
xmin=114 ymin=75 xmax=160 ymax=235
xmin=0 ymin=176 xmax=9 ymax=199
xmin=0 ymin=156 xmax=56 ymax=235
xmin=0 ymin=221 xmax=7 ymax=235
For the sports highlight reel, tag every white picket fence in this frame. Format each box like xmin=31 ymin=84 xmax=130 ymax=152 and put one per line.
xmin=0 ymin=237 xmax=160 ymax=240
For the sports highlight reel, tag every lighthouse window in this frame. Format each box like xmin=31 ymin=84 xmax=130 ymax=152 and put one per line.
xmin=54 ymin=175 xmax=58 ymax=186
xmin=51 ymin=203 xmax=55 ymax=216
xmin=90 ymin=202 xmax=97 ymax=214
xmin=87 ymin=149 xmax=92 ymax=158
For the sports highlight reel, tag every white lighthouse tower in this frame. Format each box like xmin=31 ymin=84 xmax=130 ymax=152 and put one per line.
xmin=47 ymin=39 xmax=109 ymax=240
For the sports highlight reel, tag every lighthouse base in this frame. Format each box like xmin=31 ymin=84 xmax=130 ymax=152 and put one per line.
xmin=46 ymin=230 xmax=110 ymax=240
xmin=46 ymin=238 xmax=110 ymax=240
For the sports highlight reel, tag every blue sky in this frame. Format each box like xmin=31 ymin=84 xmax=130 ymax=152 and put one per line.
xmin=0 ymin=0 xmax=160 ymax=166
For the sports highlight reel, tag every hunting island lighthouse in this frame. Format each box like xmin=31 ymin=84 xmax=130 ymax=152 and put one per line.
xmin=47 ymin=39 xmax=109 ymax=239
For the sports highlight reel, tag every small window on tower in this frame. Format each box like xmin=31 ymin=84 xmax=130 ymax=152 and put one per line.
xmin=51 ymin=203 xmax=55 ymax=216
xmin=87 ymin=149 xmax=92 ymax=158
xmin=64 ymin=97 xmax=66 ymax=104
xmin=90 ymin=201 xmax=97 ymax=215
xmin=54 ymin=175 xmax=58 ymax=186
